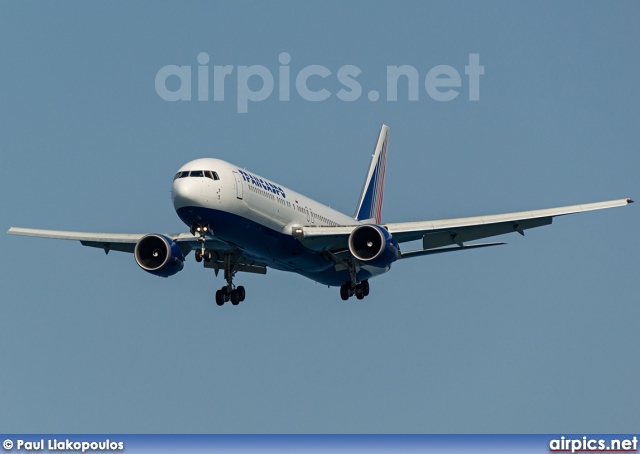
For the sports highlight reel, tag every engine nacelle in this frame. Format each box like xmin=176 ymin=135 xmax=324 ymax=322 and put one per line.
xmin=134 ymin=234 xmax=185 ymax=277
xmin=348 ymin=224 xmax=400 ymax=268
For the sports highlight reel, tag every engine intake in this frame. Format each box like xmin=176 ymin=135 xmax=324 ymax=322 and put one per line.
xmin=134 ymin=234 xmax=185 ymax=277
xmin=348 ymin=224 xmax=400 ymax=268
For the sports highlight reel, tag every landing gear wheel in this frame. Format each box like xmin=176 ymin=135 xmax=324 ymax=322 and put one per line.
xmin=355 ymin=285 xmax=365 ymax=300
xmin=361 ymin=280 xmax=370 ymax=297
xmin=340 ymin=284 xmax=349 ymax=301
xmin=203 ymin=249 xmax=212 ymax=262
xmin=215 ymin=289 xmax=225 ymax=306
xmin=230 ymin=290 xmax=240 ymax=305
xmin=237 ymin=286 xmax=246 ymax=302
xmin=195 ymin=249 xmax=203 ymax=263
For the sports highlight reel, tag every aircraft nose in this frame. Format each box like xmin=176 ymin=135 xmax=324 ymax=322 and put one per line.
xmin=172 ymin=178 xmax=202 ymax=210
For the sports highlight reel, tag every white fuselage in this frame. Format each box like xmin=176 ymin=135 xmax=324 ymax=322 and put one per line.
xmin=172 ymin=158 xmax=357 ymax=233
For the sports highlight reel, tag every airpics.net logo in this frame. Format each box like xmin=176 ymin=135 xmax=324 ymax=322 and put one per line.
xmin=155 ymin=52 xmax=484 ymax=113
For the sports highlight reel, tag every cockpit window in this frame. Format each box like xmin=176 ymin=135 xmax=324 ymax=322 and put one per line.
xmin=174 ymin=170 xmax=219 ymax=180
xmin=204 ymin=170 xmax=220 ymax=180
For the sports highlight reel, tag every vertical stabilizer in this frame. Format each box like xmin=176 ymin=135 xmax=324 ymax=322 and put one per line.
xmin=354 ymin=124 xmax=390 ymax=224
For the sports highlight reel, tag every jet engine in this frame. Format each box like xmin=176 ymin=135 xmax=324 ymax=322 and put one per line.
xmin=134 ymin=234 xmax=185 ymax=277
xmin=348 ymin=224 xmax=400 ymax=268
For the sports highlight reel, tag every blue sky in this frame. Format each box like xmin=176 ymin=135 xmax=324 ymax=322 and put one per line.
xmin=1 ymin=1 xmax=639 ymax=433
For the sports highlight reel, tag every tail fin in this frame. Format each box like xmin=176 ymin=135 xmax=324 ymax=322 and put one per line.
xmin=354 ymin=124 xmax=390 ymax=224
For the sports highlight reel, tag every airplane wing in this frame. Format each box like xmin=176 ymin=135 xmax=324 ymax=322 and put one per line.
xmin=299 ymin=198 xmax=634 ymax=257
xmin=6 ymin=227 xmax=267 ymax=275
xmin=386 ymin=197 xmax=633 ymax=250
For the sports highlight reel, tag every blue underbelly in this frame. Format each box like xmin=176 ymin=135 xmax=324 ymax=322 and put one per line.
xmin=176 ymin=206 xmax=378 ymax=287
xmin=177 ymin=206 xmax=331 ymax=272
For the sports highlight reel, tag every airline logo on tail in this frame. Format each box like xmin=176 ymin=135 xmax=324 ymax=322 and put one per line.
xmin=354 ymin=125 xmax=389 ymax=224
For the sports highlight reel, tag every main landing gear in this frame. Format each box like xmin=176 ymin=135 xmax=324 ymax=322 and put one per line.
xmin=214 ymin=253 xmax=246 ymax=306
xmin=340 ymin=280 xmax=370 ymax=301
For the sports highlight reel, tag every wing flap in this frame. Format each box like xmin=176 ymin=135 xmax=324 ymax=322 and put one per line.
xmin=422 ymin=217 xmax=552 ymax=249
xmin=80 ymin=240 xmax=136 ymax=254
xmin=400 ymin=242 xmax=506 ymax=259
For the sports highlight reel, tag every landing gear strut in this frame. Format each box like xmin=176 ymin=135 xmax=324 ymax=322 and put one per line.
xmin=340 ymin=279 xmax=370 ymax=301
xmin=191 ymin=223 xmax=213 ymax=263
xmin=213 ymin=253 xmax=246 ymax=306
xmin=337 ymin=258 xmax=370 ymax=300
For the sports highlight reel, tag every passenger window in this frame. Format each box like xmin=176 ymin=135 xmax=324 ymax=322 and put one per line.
xmin=191 ymin=170 xmax=203 ymax=178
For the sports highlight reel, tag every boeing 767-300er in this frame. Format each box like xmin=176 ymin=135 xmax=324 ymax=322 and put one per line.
xmin=7 ymin=125 xmax=634 ymax=305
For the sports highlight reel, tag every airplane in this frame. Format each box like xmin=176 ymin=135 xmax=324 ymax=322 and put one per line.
xmin=7 ymin=125 xmax=633 ymax=306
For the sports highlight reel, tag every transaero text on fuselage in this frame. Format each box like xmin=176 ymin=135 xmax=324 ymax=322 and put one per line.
xmin=237 ymin=169 xmax=286 ymax=198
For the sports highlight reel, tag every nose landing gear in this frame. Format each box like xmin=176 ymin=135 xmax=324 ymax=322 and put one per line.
xmin=191 ymin=223 xmax=248 ymax=307
xmin=191 ymin=223 xmax=213 ymax=263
